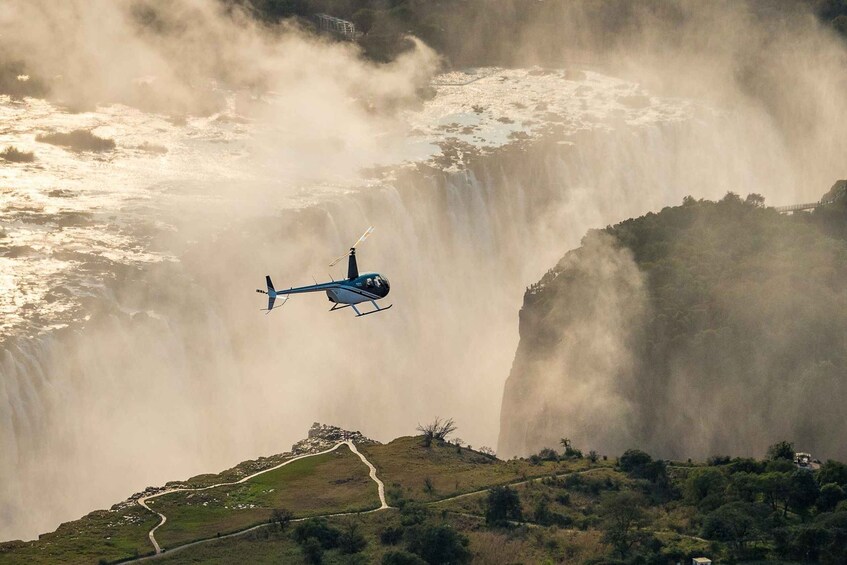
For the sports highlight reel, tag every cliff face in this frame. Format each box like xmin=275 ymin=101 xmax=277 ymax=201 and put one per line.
xmin=498 ymin=233 xmax=648 ymax=460
xmin=499 ymin=194 xmax=847 ymax=460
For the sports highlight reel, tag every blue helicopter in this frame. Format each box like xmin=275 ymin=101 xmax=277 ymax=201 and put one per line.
xmin=257 ymin=227 xmax=392 ymax=317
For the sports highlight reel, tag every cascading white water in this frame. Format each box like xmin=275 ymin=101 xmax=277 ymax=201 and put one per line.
xmin=1 ymin=85 xmax=822 ymax=540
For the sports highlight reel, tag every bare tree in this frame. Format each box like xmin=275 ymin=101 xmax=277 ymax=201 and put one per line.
xmin=416 ymin=417 xmax=458 ymax=447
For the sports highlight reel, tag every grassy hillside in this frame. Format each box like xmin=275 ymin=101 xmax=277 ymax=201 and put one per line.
xmin=3 ymin=431 xmax=847 ymax=564
xmin=0 ymin=505 xmax=157 ymax=565
xmin=151 ymin=445 xmax=378 ymax=549
xmin=156 ymin=440 xmax=847 ymax=564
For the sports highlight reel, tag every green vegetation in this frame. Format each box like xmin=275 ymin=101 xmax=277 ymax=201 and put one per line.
xmin=5 ymin=431 xmax=847 ymax=564
xmin=509 ymin=190 xmax=847 ymax=460
xmin=150 ymin=445 xmax=378 ymax=549
xmin=0 ymin=504 xmax=157 ymax=565
xmin=35 ymin=130 xmax=116 ymax=152
xmin=358 ymin=435 xmax=593 ymax=506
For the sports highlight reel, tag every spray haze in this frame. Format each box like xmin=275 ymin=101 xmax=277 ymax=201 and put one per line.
xmin=1 ymin=0 xmax=847 ymax=542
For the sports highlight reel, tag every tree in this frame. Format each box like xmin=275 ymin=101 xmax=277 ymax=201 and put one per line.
xmin=619 ymin=449 xmax=652 ymax=474
xmin=293 ymin=518 xmax=341 ymax=549
xmin=588 ymin=450 xmax=599 ymax=463
xmin=702 ymin=502 xmax=763 ymax=556
xmin=760 ymin=472 xmax=792 ymax=514
xmin=817 ymin=483 xmax=845 ymax=512
xmin=405 ymin=523 xmax=471 ymax=564
xmin=301 ymin=537 xmax=324 ymax=565
xmin=745 ymin=193 xmax=765 ymax=207
xmin=538 ymin=447 xmax=558 ymax=461
xmin=269 ymin=508 xmax=293 ymax=532
xmin=685 ymin=467 xmax=728 ymax=510
xmin=379 ymin=526 xmax=404 ymax=546
xmin=485 ymin=485 xmax=523 ymax=525
xmin=560 ymin=437 xmax=583 ymax=458
xmin=728 ymin=471 xmax=760 ymax=503
xmin=339 ymin=521 xmax=367 ymax=554
xmin=599 ymin=491 xmax=647 ymax=558
xmin=818 ymin=460 xmax=847 ymax=487
xmin=416 ymin=417 xmax=457 ymax=447
xmin=767 ymin=441 xmax=795 ymax=461
xmin=788 ymin=470 xmax=820 ymax=517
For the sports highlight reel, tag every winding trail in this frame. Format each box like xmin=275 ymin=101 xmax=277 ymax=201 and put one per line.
xmin=130 ymin=443 xmax=608 ymax=563
xmin=131 ymin=441 xmax=387 ymax=562
xmin=429 ymin=465 xmax=608 ymax=506
xmin=346 ymin=440 xmax=389 ymax=510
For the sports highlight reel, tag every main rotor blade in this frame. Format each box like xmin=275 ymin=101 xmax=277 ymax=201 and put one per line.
xmin=329 ymin=251 xmax=348 ymax=267
xmin=352 ymin=226 xmax=374 ymax=248
xmin=328 ymin=226 xmax=374 ymax=267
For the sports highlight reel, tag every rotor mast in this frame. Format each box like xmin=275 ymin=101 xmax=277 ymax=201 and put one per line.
xmin=347 ymin=248 xmax=358 ymax=280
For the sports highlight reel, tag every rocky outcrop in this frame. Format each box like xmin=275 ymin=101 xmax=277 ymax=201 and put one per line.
xmin=292 ymin=422 xmax=379 ymax=454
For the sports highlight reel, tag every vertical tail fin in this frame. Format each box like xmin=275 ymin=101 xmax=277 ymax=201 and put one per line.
xmin=266 ymin=276 xmax=276 ymax=311
xmin=257 ymin=276 xmax=278 ymax=312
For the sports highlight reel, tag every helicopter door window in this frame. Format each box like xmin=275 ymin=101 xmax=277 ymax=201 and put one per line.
xmin=366 ymin=278 xmax=374 ymax=287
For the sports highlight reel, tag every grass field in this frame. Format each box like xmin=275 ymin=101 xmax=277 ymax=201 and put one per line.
xmin=359 ymin=436 xmax=598 ymax=505
xmin=151 ymin=444 xmax=379 ymax=549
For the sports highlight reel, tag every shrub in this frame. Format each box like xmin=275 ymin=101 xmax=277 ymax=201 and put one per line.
xmin=400 ymin=502 xmax=429 ymax=526
xmin=301 ymin=537 xmax=324 ymax=565
xmin=339 ymin=521 xmax=367 ymax=554
xmin=382 ymin=550 xmax=428 ymax=565
xmin=416 ymin=417 xmax=457 ymax=447
xmin=817 ymin=483 xmax=845 ymax=512
xmin=380 ymin=526 xmax=404 ymax=545
xmin=269 ymin=508 xmax=293 ymax=532
xmin=423 ymin=477 xmax=435 ymax=495
xmin=405 ymin=523 xmax=471 ymax=564
xmin=538 ymin=448 xmax=559 ymax=461
xmin=293 ymin=518 xmax=341 ymax=549
xmin=485 ymin=485 xmax=523 ymax=525
xmin=619 ymin=450 xmax=652 ymax=474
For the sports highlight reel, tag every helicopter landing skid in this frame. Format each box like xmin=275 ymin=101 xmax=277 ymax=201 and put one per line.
xmin=350 ymin=301 xmax=392 ymax=317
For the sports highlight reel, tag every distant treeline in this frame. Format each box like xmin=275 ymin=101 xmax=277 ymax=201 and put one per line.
xmin=242 ymin=0 xmax=847 ymax=63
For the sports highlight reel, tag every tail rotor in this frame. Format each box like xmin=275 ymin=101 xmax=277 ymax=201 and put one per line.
xmin=256 ymin=276 xmax=287 ymax=313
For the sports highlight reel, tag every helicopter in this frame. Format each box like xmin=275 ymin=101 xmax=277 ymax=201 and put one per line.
xmin=257 ymin=226 xmax=392 ymax=317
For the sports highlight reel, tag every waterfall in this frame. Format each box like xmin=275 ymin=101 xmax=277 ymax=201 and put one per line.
xmin=0 ymin=107 xmax=822 ymax=540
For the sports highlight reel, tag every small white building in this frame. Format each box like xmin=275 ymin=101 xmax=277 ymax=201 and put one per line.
xmin=692 ymin=558 xmax=712 ymax=565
